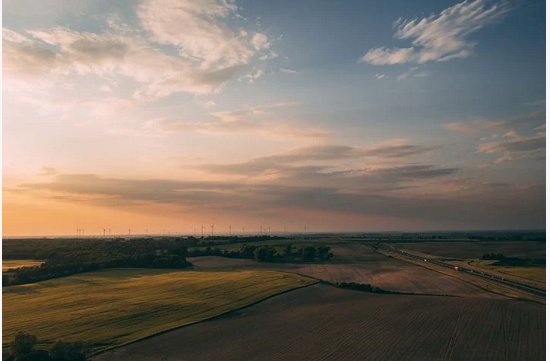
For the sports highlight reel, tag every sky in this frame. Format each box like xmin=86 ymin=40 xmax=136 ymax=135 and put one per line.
xmin=2 ymin=0 xmax=546 ymax=236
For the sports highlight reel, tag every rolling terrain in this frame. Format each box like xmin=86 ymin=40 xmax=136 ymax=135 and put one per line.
xmin=2 ymin=268 xmax=314 ymax=353
xmin=94 ymin=284 xmax=545 ymax=361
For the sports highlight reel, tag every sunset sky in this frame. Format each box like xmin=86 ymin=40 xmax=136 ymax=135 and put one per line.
xmin=2 ymin=0 xmax=546 ymax=236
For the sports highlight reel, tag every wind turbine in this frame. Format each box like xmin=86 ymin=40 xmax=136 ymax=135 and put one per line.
xmin=260 ymin=225 xmax=263 ymax=236
xmin=268 ymin=226 xmax=271 ymax=236
xmin=103 ymin=228 xmax=106 ymax=237
xmin=229 ymin=224 xmax=232 ymax=236
xmin=211 ymin=224 xmax=214 ymax=237
xmin=201 ymin=224 xmax=204 ymax=237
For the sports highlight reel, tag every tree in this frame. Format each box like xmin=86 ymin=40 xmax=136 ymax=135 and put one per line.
xmin=284 ymin=244 xmax=293 ymax=257
xmin=302 ymin=246 xmax=316 ymax=262
xmin=317 ymin=246 xmax=333 ymax=260
xmin=50 ymin=340 xmax=88 ymax=361
xmin=10 ymin=332 xmax=37 ymax=359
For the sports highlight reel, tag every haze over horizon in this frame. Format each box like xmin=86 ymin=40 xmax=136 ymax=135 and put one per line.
xmin=2 ymin=0 xmax=546 ymax=236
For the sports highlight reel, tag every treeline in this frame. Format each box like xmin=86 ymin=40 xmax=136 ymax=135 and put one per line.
xmin=3 ymin=237 xmax=196 ymax=263
xmin=481 ymin=253 xmax=545 ymax=266
xmin=326 ymin=281 xmax=392 ymax=294
xmin=196 ymin=235 xmax=287 ymax=247
xmin=3 ymin=254 xmax=191 ymax=286
xmin=189 ymin=244 xmax=333 ymax=263
xmin=6 ymin=331 xmax=88 ymax=361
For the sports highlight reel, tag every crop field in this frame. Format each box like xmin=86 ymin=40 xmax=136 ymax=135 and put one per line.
xmin=2 ymin=268 xmax=315 ymax=353
xmin=404 ymin=241 xmax=546 ymax=260
xmin=189 ymin=243 xmax=500 ymax=298
xmin=95 ymin=284 xmax=545 ymax=361
xmin=469 ymin=259 xmax=545 ymax=285
xmin=2 ymin=259 xmax=43 ymax=272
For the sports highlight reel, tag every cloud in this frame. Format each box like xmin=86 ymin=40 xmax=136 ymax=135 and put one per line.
xmin=144 ymin=109 xmax=328 ymax=140
xmin=478 ymin=131 xmax=545 ymax=163
xmin=360 ymin=47 xmax=415 ymax=65
xmin=196 ymin=140 xmax=439 ymax=177
xmin=360 ymin=0 xmax=509 ymax=65
xmin=444 ymin=109 xmax=545 ymax=134
xmin=37 ymin=166 xmax=58 ymax=176
xmin=280 ymin=68 xmax=299 ymax=75
xmin=251 ymin=33 xmax=270 ymax=50
xmin=9 ymin=171 xmax=544 ymax=229
xmin=3 ymin=1 xmax=277 ymax=101
xmin=2 ymin=28 xmax=31 ymax=43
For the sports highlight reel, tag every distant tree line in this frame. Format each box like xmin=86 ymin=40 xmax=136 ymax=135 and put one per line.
xmin=195 ymin=235 xmax=288 ymax=247
xmin=188 ymin=244 xmax=334 ymax=263
xmin=6 ymin=331 xmax=88 ymax=361
xmin=327 ymin=281 xmax=392 ymax=294
xmin=3 ymin=238 xmax=195 ymax=286
xmin=3 ymin=254 xmax=191 ymax=286
xmin=481 ymin=253 xmax=545 ymax=267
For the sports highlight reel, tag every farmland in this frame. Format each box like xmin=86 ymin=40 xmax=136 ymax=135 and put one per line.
xmin=95 ymin=284 xmax=546 ymax=361
xmin=468 ymin=259 xmax=545 ymax=288
xmin=404 ymin=240 xmax=546 ymax=260
xmin=2 ymin=235 xmax=545 ymax=360
xmin=190 ymin=243 xmax=502 ymax=298
xmin=2 ymin=260 xmax=43 ymax=272
xmin=2 ymin=268 xmax=315 ymax=353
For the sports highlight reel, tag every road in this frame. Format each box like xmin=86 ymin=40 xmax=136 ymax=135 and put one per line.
xmin=379 ymin=245 xmax=546 ymax=299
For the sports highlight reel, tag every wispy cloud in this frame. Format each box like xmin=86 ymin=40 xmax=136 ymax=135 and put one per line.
xmin=478 ymin=131 xmax=545 ymax=164
xmin=280 ymin=68 xmax=300 ymax=75
xmin=444 ymin=109 xmax=545 ymax=134
xmin=360 ymin=0 xmax=509 ymax=65
xmin=3 ymin=0 xmax=277 ymax=101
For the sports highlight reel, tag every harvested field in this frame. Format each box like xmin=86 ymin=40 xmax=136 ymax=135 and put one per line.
xmin=94 ymin=284 xmax=545 ymax=361
xmin=2 ymin=268 xmax=314 ymax=353
xmin=404 ymin=241 xmax=546 ymax=260
xmin=189 ymin=243 xmax=501 ymax=298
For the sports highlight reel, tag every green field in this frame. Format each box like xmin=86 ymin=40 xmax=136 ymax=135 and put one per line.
xmin=2 ymin=260 xmax=43 ymax=272
xmin=3 ymin=268 xmax=315 ymax=353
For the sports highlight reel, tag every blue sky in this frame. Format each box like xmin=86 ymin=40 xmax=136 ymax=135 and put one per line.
xmin=2 ymin=0 xmax=546 ymax=235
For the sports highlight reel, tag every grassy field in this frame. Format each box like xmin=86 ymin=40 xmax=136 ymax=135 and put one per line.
xmin=95 ymin=284 xmax=546 ymax=361
xmin=3 ymin=268 xmax=315 ymax=353
xmin=2 ymin=259 xmax=43 ymax=272
xmin=468 ymin=259 xmax=545 ymax=286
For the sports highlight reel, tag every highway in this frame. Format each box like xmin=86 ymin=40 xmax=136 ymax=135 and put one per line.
xmin=379 ymin=245 xmax=546 ymax=299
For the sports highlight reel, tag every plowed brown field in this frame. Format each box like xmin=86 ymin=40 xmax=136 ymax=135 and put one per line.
xmin=94 ymin=284 xmax=545 ymax=361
